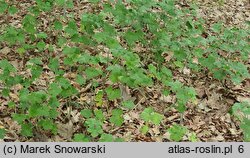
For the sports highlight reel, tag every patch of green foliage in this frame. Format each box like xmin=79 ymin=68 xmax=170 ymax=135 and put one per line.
xmin=231 ymin=102 xmax=250 ymax=141
xmin=0 ymin=0 xmax=249 ymax=141
xmin=168 ymin=124 xmax=188 ymax=142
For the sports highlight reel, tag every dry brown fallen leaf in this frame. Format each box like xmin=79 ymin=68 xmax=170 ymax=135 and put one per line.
xmin=0 ymin=47 xmax=11 ymax=55
xmin=57 ymin=121 xmax=74 ymax=140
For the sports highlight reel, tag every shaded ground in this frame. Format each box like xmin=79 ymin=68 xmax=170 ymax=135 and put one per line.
xmin=185 ymin=0 xmax=249 ymax=27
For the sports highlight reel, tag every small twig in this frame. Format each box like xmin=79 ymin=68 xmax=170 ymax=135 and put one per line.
xmin=180 ymin=113 xmax=184 ymax=125
xmin=132 ymin=97 xmax=145 ymax=110
xmin=79 ymin=83 xmax=92 ymax=93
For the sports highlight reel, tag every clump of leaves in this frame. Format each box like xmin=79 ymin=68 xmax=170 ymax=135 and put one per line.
xmin=231 ymin=102 xmax=250 ymax=141
xmin=105 ymin=87 xmax=121 ymax=101
xmin=140 ymin=107 xmax=164 ymax=125
xmin=0 ymin=0 xmax=249 ymax=142
xmin=73 ymin=134 xmax=90 ymax=142
xmin=80 ymin=109 xmax=109 ymax=140
xmin=110 ymin=109 xmax=124 ymax=126
xmin=0 ymin=1 xmax=18 ymax=15
xmin=140 ymin=107 xmax=164 ymax=134
xmin=0 ymin=60 xmax=20 ymax=97
xmin=84 ymin=118 xmax=103 ymax=137
xmin=168 ymin=124 xmax=188 ymax=142
xmin=99 ymin=133 xmax=114 ymax=142
xmin=168 ymin=81 xmax=197 ymax=113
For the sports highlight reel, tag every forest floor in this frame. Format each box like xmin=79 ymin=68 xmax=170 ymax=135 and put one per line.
xmin=0 ymin=0 xmax=249 ymax=142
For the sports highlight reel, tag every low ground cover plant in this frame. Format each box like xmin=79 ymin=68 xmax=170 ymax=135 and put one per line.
xmin=0 ymin=0 xmax=249 ymax=141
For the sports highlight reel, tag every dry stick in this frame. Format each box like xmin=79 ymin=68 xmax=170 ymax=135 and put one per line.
xmin=180 ymin=113 xmax=184 ymax=125
xmin=132 ymin=96 xmax=145 ymax=111
xmin=129 ymin=87 xmax=147 ymax=111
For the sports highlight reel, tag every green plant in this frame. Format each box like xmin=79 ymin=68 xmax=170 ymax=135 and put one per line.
xmin=231 ymin=102 xmax=250 ymax=141
xmin=188 ymin=132 xmax=199 ymax=142
xmin=80 ymin=109 xmax=107 ymax=140
xmin=99 ymin=133 xmax=114 ymax=142
xmin=0 ymin=0 xmax=249 ymax=142
xmin=81 ymin=109 xmax=93 ymax=118
xmin=140 ymin=107 xmax=164 ymax=125
xmin=105 ymin=87 xmax=121 ymax=101
xmin=168 ymin=124 xmax=188 ymax=142
xmin=73 ymin=134 xmax=90 ymax=142
xmin=84 ymin=118 xmax=103 ymax=137
xmin=140 ymin=107 xmax=164 ymax=134
xmin=122 ymin=100 xmax=135 ymax=109
xmin=0 ymin=60 xmax=21 ymax=97
xmin=168 ymin=81 xmax=197 ymax=113
xmin=0 ymin=128 xmax=6 ymax=139
xmin=110 ymin=109 xmax=124 ymax=126
xmin=0 ymin=1 xmax=18 ymax=15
